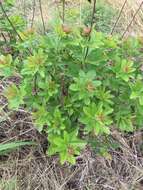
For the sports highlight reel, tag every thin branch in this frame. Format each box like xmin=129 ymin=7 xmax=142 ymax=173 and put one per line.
xmin=83 ymin=0 xmax=97 ymax=65
xmin=0 ymin=1 xmax=23 ymax=41
xmin=0 ymin=1 xmax=36 ymax=95
xmin=90 ymin=0 xmax=96 ymax=29
xmin=60 ymin=0 xmax=66 ymax=108
xmin=79 ymin=0 xmax=82 ymax=26
xmin=31 ymin=0 xmax=36 ymax=28
xmin=39 ymin=0 xmax=46 ymax=34
xmin=1 ymin=32 xmax=7 ymax=43
xmin=54 ymin=0 xmax=62 ymax=21
xmin=110 ymin=0 xmax=128 ymax=35
xmin=121 ymin=1 xmax=143 ymax=39
xmin=23 ymin=0 xmax=26 ymax=19
xmin=62 ymin=0 xmax=65 ymax=23
xmin=33 ymin=74 xmax=38 ymax=96
xmin=0 ymin=1 xmax=32 ymax=55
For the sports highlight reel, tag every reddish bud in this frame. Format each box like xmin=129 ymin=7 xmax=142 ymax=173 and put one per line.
xmin=83 ymin=27 xmax=92 ymax=36
xmin=62 ymin=25 xmax=71 ymax=34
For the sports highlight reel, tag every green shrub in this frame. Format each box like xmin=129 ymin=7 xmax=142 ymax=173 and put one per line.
xmin=1 ymin=24 xmax=143 ymax=164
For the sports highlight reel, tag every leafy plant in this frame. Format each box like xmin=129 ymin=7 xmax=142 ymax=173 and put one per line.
xmin=1 ymin=19 xmax=143 ymax=164
xmin=130 ymin=79 xmax=143 ymax=105
xmin=112 ymin=59 xmax=136 ymax=82
xmin=48 ymin=131 xmax=86 ymax=164
xmin=70 ymin=70 xmax=101 ymax=105
xmin=0 ymin=54 xmax=14 ymax=77
xmin=4 ymin=84 xmax=26 ymax=110
xmin=80 ymin=102 xmax=113 ymax=135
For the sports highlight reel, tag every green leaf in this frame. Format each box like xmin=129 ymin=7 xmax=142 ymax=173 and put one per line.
xmin=139 ymin=96 xmax=143 ymax=106
xmin=0 ymin=141 xmax=35 ymax=155
xmin=0 ymin=54 xmax=14 ymax=77
xmin=69 ymin=70 xmax=101 ymax=103
xmin=22 ymin=49 xmax=47 ymax=76
xmin=47 ymin=131 xmax=86 ymax=164
xmin=4 ymin=84 xmax=26 ymax=110
xmin=80 ymin=103 xmax=113 ymax=134
xmin=130 ymin=80 xmax=143 ymax=105
xmin=32 ymin=106 xmax=51 ymax=132
xmin=113 ymin=59 xmax=136 ymax=82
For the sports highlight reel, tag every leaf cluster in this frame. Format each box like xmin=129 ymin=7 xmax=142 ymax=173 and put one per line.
xmin=1 ymin=24 xmax=143 ymax=164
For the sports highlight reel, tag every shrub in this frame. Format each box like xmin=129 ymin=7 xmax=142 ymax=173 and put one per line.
xmin=1 ymin=23 xmax=143 ymax=164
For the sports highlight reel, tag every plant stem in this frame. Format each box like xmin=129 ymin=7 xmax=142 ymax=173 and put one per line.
xmin=34 ymin=74 xmax=38 ymax=95
xmin=90 ymin=0 xmax=96 ymax=29
xmin=39 ymin=0 xmax=46 ymax=34
xmin=31 ymin=0 xmax=36 ymax=28
xmin=83 ymin=0 xmax=97 ymax=65
xmin=110 ymin=0 xmax=128 ymax=35
xmin=121 ymin=1 xmax=143 ymax=39
xmin=0 ymin=1 xmax=23 ymax=41
xmin=1 ymin=32 xmax=7 ymax=43
xmin=62 ymin=0 xmax=65 ymax=24
xmin=0 ymin=1 xmax=33 ymax=55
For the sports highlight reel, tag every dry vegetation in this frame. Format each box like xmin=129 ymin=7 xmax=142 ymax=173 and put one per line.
xmin=1 ymin=0 xmax=143 ymax=190
xmin=107 ymin=0 xmax=143 ymax=35
xmin=1 ymin=112 xmax=143 ymax=190
xmin=15 ymin=0 xmax=143 ymax=35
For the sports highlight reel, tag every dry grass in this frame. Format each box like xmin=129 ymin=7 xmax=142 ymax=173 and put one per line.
xmin=15 ymin=0 xmax=143 ymax=35
xmin=107 ymin=0 xmax=143 ymax=35
xmin=0 ymin=124 xmax=143 ymax=189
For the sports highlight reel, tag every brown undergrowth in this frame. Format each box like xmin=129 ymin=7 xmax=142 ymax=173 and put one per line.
xmin=15 ymin=0 xmax=143 ymax=35
xmin=0 ymin=116 xmax=143 ymax=189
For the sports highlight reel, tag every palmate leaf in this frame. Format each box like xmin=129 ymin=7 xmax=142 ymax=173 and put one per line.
xmin=21 ymin=50 xmax=47 ymax=76
xmin=130 ymin=79 xmax=143 ymax=105
xmin=95 ymin=87 xmax=114 ymax=106
xmin=69 ymin=70 xmax=101 ymax=104
xmin=48 ymin=131 xmax=86 ymax=164
xmin=80 ymin=103 xmax=113 ymax=135
xmin=4 ymin=84 xmax=26 ymax=110
xmin=32 ymin=106 xmax=51 ymax=132
xmin=115 ymin=108 xmax=134 ymax=132
xmin=0 ymin=54 xmax=12 ymax=68
xmin=0 ymin=141 xmax=36 ymax=155
xmin=0 ymin=54 xmax=14 ymax=77
xmin=113 ymin=59 xmax=136 ymax=82
xmin=118 ymin=117 xmax=134 ymax=132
